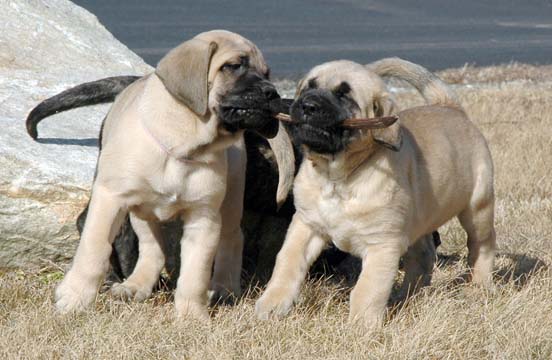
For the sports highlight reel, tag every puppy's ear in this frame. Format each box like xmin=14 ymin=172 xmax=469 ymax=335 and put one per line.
xmin=156 ymin=39 xmax=218 ymax=115
xmin=371 ymin=94 xmax=402 ymax=151
xmin=267 ymin=122 xmax=296 ymax=209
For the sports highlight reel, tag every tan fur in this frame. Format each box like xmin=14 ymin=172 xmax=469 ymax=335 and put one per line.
xmin=55 ymin=30 xmax=295 ymax=321
xmin=256 ymin=59 xmax=496 ymax=330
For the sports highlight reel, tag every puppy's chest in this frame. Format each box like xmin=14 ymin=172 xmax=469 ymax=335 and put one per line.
xmin=135 ymin=160 xmax=225 ymax=221
xmin=298 ymin=180 xmax=361 ymax=243
xmin=296 ymin=169 xmax=401 ymax=254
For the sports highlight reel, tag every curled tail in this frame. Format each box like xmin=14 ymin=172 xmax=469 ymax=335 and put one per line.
xmin=26 ymin=75 xmax=141 ymax=139
xmin=366 ymin=57 xmax=461 ymax=109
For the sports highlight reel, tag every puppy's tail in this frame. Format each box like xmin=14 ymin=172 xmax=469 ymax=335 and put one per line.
xmin=366 ymin=57 xmax=461 ymax=109
xmin=26 ymin=75 xmax=141 ymax=140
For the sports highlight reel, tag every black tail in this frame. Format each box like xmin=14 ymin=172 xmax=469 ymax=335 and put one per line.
xmin=26 ymin=75 xmax=141 ymax=139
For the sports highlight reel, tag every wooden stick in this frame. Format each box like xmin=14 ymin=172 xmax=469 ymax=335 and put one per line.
xmin=275 ymin=113 xmax=293 ymax=123
xmin=275 ymin=113 xmax=399 ymax=129
xmin=343 ymin=115 xmax=399 ymax=129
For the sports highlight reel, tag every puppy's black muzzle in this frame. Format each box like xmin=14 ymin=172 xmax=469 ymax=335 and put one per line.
xmin=218 ymin=72 xmax=284 ymax=138
xmin=288 ymin=89 xmax=352 ymax=154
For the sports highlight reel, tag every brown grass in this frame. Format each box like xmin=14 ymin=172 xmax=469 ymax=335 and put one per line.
xmin=438 ymin=62 xmax=552 ymax=84
xmin=2 ymin=65 xmax=552 ymax=359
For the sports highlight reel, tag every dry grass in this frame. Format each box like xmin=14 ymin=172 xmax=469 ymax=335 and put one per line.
xmin=2 ymin=65 xmax=552 ymax=359
xmin=437 ymin=62 xmax=552 ymax=85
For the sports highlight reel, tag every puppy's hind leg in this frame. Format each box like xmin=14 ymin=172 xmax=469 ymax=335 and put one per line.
xmin=110 ymin=213 xmax=165 ymax=302
xmin=55 ymin=183 xmax=126 ymax=313
xmin=398 ymin=234 xmax=436 ymax=300
xmin=458 ymin=171 xmax=496 ymax=285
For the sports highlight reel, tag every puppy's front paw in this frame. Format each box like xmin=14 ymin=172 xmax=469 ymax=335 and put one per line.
xmin=110 ymin=281 xmax=152 ymax=302
xmin=348 ymin=308 xmax=384 ymax=332
xmin=470 ymin=271 xmax=494 ymax=287
xmin=54 ymin=274 xmax=97 ymax=313
xmin=175 ymin=299 xmax=210 ymax=322
xmin=255 ymin=287 xmax=296 ymax=320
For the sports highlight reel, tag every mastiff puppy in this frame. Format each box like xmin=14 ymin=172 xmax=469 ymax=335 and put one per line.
xmin=255 ymin=58 xmax=496 ymax=329
xmin=28 ymin=30 xmax=295 ymax=320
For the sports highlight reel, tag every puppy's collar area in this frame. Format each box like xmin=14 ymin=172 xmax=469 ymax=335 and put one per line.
xmin=140 ymin=118 xmax=203 ymax=164
xmin=307 ymin=145 xmax=375 ymax=182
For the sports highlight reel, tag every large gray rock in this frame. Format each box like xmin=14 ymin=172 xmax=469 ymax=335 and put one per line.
xmin=0 ymin=0 xmax=152 ymax=267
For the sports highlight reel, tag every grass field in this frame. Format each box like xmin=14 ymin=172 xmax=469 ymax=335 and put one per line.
xmin=1 ymin=63 xmax=551 ymax=359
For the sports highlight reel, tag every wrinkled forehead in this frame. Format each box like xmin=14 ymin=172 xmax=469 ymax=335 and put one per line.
xmin=300 ymin=60 xmax=384 ymax=98
xmin=196 ymin=30 xmax=268 ymax=73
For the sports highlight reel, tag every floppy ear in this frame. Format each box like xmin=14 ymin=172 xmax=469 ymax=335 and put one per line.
xmin=371 ymin=94 xmax=402 ymax=151
xmin=155 ymin=39 xmax=218 ymax=115
xmin=267 ymin=122 xmax=296 ymax=209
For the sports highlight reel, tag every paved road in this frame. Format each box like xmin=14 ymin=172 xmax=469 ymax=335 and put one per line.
xmin=74 ymin=0 xmax=552 ymax=78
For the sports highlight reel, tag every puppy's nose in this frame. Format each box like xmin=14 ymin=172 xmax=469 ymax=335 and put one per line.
xmin=302 ymin=101 xmax=318 ymax=116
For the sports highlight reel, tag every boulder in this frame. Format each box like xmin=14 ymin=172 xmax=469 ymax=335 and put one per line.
xmin=0 ymin=0 xmax=152 ymax=267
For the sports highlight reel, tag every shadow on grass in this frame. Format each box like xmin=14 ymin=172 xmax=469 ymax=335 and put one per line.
xmin=386 ymin=252 xmax=549 ymax=321
xmin=437 ymin=252 xmax=548 ymax=288
xmin=494 ymin=253 xmax=548 ymax=287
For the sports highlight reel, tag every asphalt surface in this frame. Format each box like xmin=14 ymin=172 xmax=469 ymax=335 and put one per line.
xmin=74 ymin=0 xmax=552 ymax=78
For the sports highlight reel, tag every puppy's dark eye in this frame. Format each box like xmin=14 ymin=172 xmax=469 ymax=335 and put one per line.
xmin=307 ymin=78 xmax=318 ymax=89
xmin=333 ymin=81 xmax=351 ymax=99
xmin=221 ymin=56 xmax=250 ymax=74
xmin=221 ymin=62 xmax=242 ymax=72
